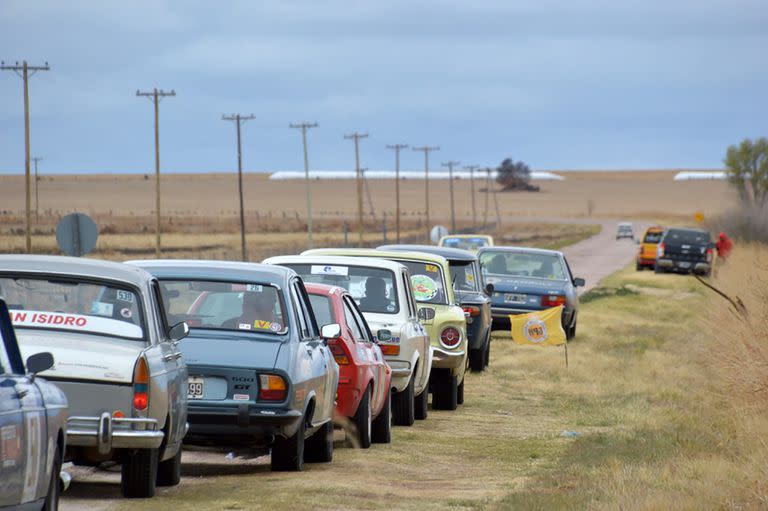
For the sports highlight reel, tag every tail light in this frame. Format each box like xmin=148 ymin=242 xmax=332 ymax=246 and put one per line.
xmin=327 ymin=339 xmax=350 ymax=365
xmin=541 ymin=295 xmax=566 ymax=307
xmin=258 ymin=374 xmax=287 ymax=401
xmin=440 ymin=327 xmax=461 ymax=348
xmin=462 ymin=305 xmax=481 ymax=317
xmin=379 ymin=344 xmax=400 ymax=356
xmin=657 ymin=242 xmax=665 ymax=258
xmin=132 ymin=357 xmax=150 ymax=412
xmin=706 ymin=248 xmax=713 ymax=262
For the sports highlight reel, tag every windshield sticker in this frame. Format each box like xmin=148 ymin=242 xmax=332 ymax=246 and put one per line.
xmin=90 ymin=302 xmax=114 ymax=317
xmin=311 ymin=265 xmax=349 ymax=276
xmin=425 ymin=264 xmax=438 ymax=273
xmin=9 ymin=309 xmax=143 ymax=339
xmin=269 ymin=322 xmax=282 ymax=332
xmin=466 ymin=273 xmax=475 ymax=283
xmin=255 ymin=320 xmax=272 ymax=330
xmin=116 ymin=290 xmax=134 ymax=303
xmin=238 ymin=323 xmax=252 ymax=330
xmin=120 ymin=308 xmax=133 ymax=319
xmin=386 ymin=304 xmax=395 ymax=312
xmin=411 ymin=275 xmax=438 ymax=301
xmin=246 ymin=284 xmax=263 ymax=292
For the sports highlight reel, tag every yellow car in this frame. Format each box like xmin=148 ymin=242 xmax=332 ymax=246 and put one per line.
xmin=438 ymin=234 xmax=494 ymax=252
xmin=636 ymin=226 xmax=665 ymax=271
xmin=304 ymin=248 xmax=468 ymax=411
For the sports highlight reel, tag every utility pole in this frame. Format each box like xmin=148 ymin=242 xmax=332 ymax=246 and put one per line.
xmin=464 ymin=165 xmax=480 ymax=229
xmin=290 ymin=122 xmax=319 ymax=248
xmin=483 ymin=167 xmax=491 ymax=227
xmin=442 ymin=160 xmax=460 ymax=232
xmin=223 ymin=113 xmax=256 ymax=261
xmin=344 ymin=132 xmax=368 ymax=245
xmin=136 ymin=88 xmax=175 ymax=258
xmin=413 ymin=145 xmax=439 ymax=241
xmin=361 ymin=168 xmax=376 ymax=219
xmin=386 ymin=143 xmax=408 ymax=242
xmin=2 ymin=60 xmax=50 ymax=253
xmin=31 ymin=156 xmax=42 ymax=223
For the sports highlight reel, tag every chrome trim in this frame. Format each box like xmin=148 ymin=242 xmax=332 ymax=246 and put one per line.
xmin=66 ymin=415 xmax=163 ymax=449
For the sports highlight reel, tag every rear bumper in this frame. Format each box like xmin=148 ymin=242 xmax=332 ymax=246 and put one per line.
xmin=637 ymin=257 xmax=656 ymax=266
xmin=67 ymin=414 xmax=164 ymax=453
xmin=430 ymin=347 xmax=466 ymax=370
xmin=386 ymin=359 xmax=413 ymax=393
xmin=185 ymin=402 xmax=303 ymax=445
xmin=656 ymin=258 xmax=710 ymax=273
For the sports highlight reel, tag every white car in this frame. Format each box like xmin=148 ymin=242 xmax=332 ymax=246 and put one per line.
xmin=263 ymin=255 xmax=431 ymax=426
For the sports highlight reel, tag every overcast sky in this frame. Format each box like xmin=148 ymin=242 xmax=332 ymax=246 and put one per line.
xmin=1 ymin=0 xmax=766 ymax=174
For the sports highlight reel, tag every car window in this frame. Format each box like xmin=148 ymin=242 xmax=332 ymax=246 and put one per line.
xmin=307 ymin=292 xmax=335 ymax=329
xmin=397 ymin=260 xmax=448 ymax=305
xmin=293 ymin=280 xmax=318 ymax=339
xmin=281 ymin=264 xmax=399 ymax=315
xmin=479 ymin=251 xmax=567 ymax=281
xmin=644 ymin=231 xmax=663 ymax=243
xmin=0 ymin=318 xmax=10 ymax=375
xmin=151 ymin=281 xmax=169 ymax=337
xmin=441 ymin=236 xmax=489 ymax=250
xmin=348 ymin=297 xmax=374 ymax=342
xmin=343 ymin=298 xmax=366 ymax=342
xmin=159 ymin=279 xmax=287 ymax=335
xmin=400 ymin=271 xmax=414 ymax=317
xmin=450 ymin=261 xmax=478 ymax=292
xmin=1 ymin=276 xmax=146 ymax=340
xmin=665 ymin=229 xmax=710 ymax=244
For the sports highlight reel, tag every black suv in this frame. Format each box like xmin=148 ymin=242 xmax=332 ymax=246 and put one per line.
xmin=655 ymin=228 xmax=713 ymax=276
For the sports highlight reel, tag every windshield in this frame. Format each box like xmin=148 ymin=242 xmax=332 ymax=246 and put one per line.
xmin=0 ymin=312 xmax=12 ymax=374
xmin=307 ymin=293 xmax=335 ymax=328
xmin=0 ymin=276 xmax=145 ymax=340
xmin=450 ymin=261 xmax=479 ymax=292
xmin=644 ymin=231 xmax=663 ymax=243
xmin=479 ymin=251 xmax=567 ymax=281
xmin=441 ymin=236 xmax=489 ymax=251
xmin=665 ymin=229 xmax=710 ymax=244
xmin=159 ymin=280 xmax=287 ymax=334
xmin=280 ymin=264 xmax=399 ymax=315
xmin=397 ymin=260 xmax=448 ymax=305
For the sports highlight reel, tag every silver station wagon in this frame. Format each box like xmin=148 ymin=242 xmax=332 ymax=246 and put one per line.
xmin=0 ymin=255 xmax=189 ymax=499
xmin=130 ymin=260 xmax=339 ymax=472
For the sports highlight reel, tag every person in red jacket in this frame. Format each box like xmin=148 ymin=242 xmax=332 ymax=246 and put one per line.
xmin=715 ymin=232 xmax=733 ymax=261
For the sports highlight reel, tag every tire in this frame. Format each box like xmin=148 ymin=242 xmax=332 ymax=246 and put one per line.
xmin=121 ymin=448 xmax=159 ymax=498
xmin=484 ymin=338 xmax=491 ymax=368
xmin=271 ymin=416 xmax=305 ymax=471
xmin=392 ymin=375 xmax=415 ymax=426
xmin=371 ymin=388 xmax=392 ymax=444
xmin=432 ymin=371 xmax=458 ymax=411
xmin=468 ymin=348 xmax=485 ymax=372
xmin=566 ymin=322 xmax=577 ymax=341
xmin=43 ymin=444 xmax=62 ymax=511
xmin=635 ymin=261 xmax=643 ymax=271
xmin=353 ymin=387 xmax=372 ymax=449
xmin=156 ymin=446 xmax=182 ymax=487
xmin=457 ymin=378 xmax=464 ymax=405
xmin=304 ymin=420 xmax=333 ymax=463
xmin=414 ymin=385 xmax=429 ymax=421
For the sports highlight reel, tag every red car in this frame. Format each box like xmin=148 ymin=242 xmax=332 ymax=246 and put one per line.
xmin=305 ymin=283 xmax=393 ymax=447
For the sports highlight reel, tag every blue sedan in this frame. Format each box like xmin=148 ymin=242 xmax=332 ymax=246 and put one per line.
xmin=477 ymin=247 xmax=585 ymax=340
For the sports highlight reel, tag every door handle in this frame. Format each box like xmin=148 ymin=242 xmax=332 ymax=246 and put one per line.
xmin=17 ymin=389 xmax=28 ymax=400
xmin=163 ymin=352 xmax=182 ymax=362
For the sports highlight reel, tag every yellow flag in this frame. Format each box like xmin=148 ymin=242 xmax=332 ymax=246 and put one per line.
xmin=510 ymin=306 xmax=566 ymax=346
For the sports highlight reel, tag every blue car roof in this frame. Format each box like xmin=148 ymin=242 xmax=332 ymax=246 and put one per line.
xmin=127 ymin=259 xmax=296 ymax=286
xmin=378 ymin=244 xmax=477 ymax=262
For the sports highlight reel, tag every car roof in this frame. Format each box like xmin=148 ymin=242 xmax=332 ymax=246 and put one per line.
xmin=440 ymin=234 xmax=493 ymax=240
xmin=378 ymin=244 xmax=477 ymax=262
xmin=127 ymin=259 xmax=295 ymax=285
xmin=304 ymin=282 xmax=347 ymax=299
xmin=264 ymin=254 xmax=407 ymax=272
xmin=476 ymin=246 xmax=564 ymax=257
xmin=0 ymin=254 xmax=153 ymax=286
xmin=302 ymin=248 xmax=450 ymax=269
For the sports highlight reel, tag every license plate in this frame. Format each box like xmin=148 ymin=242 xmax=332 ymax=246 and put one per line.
xmin=678 ymin=262 xmax=691 ymax=269
xmin=504 ymin=293 xmax=527 ymax=304
xmin=188 ymin=376 xmax=204 ymax=399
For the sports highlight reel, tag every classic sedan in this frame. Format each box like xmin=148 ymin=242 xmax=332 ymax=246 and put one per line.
xmin=380 ymin=244 xmax=492 ymax=372
xmin=477 ymin=247 xmax=585 ymax=339
xmin=264 ymin=255 xmax=430 ymax=426
xmin=129 ymin=260 xmax=339 ymax=472
xmin=0 ymin=255 xmax=188 ymax=499
xmin=0 ymin=297 xmax=68 ymax=511
xmin=305 ymin=283 xmax=392 ymax=447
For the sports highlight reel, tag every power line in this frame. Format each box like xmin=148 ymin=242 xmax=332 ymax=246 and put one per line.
xmin=290 ymin=122 xmax=319 ymax=249
xmin=464 ymin=165 xmax=480 ymax=229
xmin=1 ymin=60 xmax=50 ymax=253
xmin=386 ymin=143 xmax=408 ymax=242
xmin=344 ymin=132 xmax=369 ymax=245
xmin=223 ymin=113 xmax=256 ymax=261
xmin=31 ymin=156 xmax=42 ymax=223
xmin=442 ymin=160 xmax=460 ymax=232
xmin=412 ymin=145 xmax=439 ymax=241
xmin=136 ymin=88 xmax=176 ymax=258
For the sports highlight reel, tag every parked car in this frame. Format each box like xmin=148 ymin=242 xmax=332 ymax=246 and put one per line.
xmin=636 ymin=226 xmax=665 ymax=271
xmin=438 ymin=234 xmax=494 ymax=252
xmin=0 ymin=255 xmax=188 ymax=498
xmin=303 ymin=249 xmax=468 ymax=411
xmin=264 ymin=255 xmax=430 ymax=426
xmin=477 ymin=247 xmax=584 ymax=339
xmin=304 ymin=283 xmax=392 ymax=447
xmin=655 ymin=228 xmax=714 ymax=276
xmin=0 ymin=296 xmax=68 ymax=510
xmin=129 ymin=260 xmax=339 ymax=472
xmin=379 ymin=244 xmax=492 ymax=372
xmin=616 ymin=222 xmax=635 ymax=240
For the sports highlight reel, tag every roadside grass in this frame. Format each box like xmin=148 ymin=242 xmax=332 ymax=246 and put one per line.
xmin=103 ymin=255 xmax=762 ymax=511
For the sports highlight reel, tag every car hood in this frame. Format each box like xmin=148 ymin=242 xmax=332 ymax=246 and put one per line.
xmin=180 ymin=330 xmax=283 ymax=370
xmin=487 ymin=277 xmax=568 ymax=295
xmin=16 ymin=330 xmax=145 ymax=384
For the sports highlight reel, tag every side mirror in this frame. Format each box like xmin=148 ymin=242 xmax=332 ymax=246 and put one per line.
xmin=376 ymin=329 xmax=392 ymax=342
xmin=417 ymin=307 xmax=436 ymax=321
xmin=573 ymin=277 xmax=586 ymax=288
xmin=169 ymin=321 xmax=190 ymax=342
xmin=321 ymin=323 xmax=341 ymax=340
xmin=27 ymin=352 xmax=54 ymax=380
xmin=484 ymin=283 xmax=495 ymax=296
xmin=635 ymin=239 xmax=641 ymax=245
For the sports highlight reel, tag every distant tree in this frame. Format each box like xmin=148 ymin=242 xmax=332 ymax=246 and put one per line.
xmin=724 ymin=137 xmax=768 ymax=206
xmin=495 ymin=158 xmax=539 ymax=192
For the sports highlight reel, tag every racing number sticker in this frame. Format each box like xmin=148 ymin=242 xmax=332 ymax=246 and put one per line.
xmin=116 ymin=290 xmax=134 ymax=303
xmin=523 ymin=317 xmax=548 ymax=344
xmin=411 ymin=274 xmax=438 ymax=301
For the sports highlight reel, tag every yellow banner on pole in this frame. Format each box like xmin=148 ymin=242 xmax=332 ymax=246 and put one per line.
xmin=510 ymin=306 xmax=567 ymax=346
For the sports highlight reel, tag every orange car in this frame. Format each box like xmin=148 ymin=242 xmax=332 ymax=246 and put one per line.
xmin=636 ymin=226 xmax=665 ymax=270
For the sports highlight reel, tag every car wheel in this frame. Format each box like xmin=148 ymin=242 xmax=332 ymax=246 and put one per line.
xmin=392 ymin=375 xmax=415 ymax=426
xmin=156 ymin=446 xmax=182 ymax=487
xmin=469 ymin=348 xmax=485 ymax=372
xmin=457 ymin=377 xmax=464 ymax=405
xmin=432 ymin=371 xmax=458 ymax=411
xmin=121 ymin=448 xmax=159 ymax=498
xmin=484 ymin=337 xmax=491 ymax=368
xmin=353 ymin=386 xmax=372 ymax=448
xmin=414 ymin=384 xmax=429 ymax=421
xmin=304 ymin=419 xmax=333 ymax=463
xmin=271 ymin=416 xmax=305 ymax=471
xmin=371 ymin=388 xmax=392 ymax=444
xmin=635 ymin=261 xmax=643 ymax=271
xmin=567 ymin=322 xmax=577 ymax=341
xmin=43 ymin=444 xmax=62 ymax=511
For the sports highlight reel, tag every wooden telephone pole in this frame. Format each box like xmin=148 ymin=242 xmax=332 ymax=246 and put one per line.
xmin=290 ymin=122 xmax=319 ymax=248
xmin=386 ymin=143 xmax=408 ymax=242
xmin=1 ymin=60 xmax=50 ymax=253
xmin=412 ymin=145 xmax=439 ymax=241
xmin=344 ymin=132 xmax=369 ymax=245
xmin=223 ymin=114 xmax=256 ymax=261
xmin=442 ymin=160 xmax=460 ymax=232
xmin=31 ymin=156 xmax=42 ymax=223
xmin=464 ymin=165 xmax=480 ymax=229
